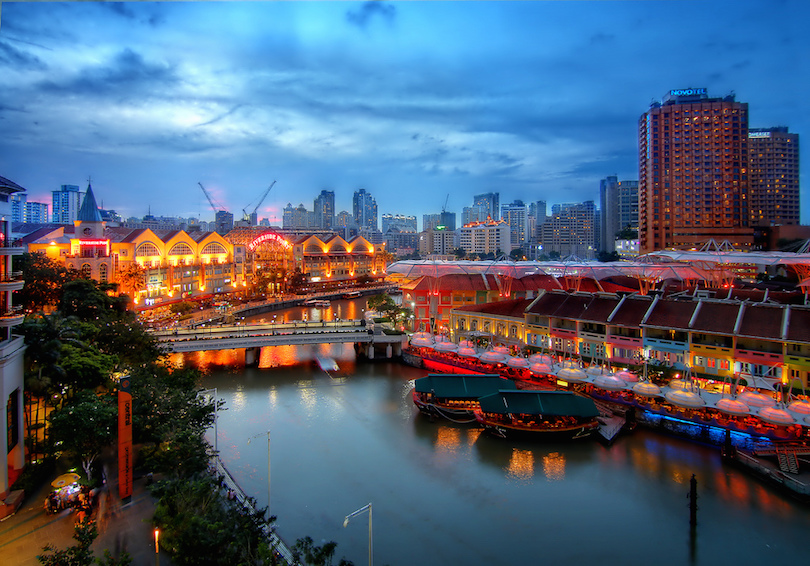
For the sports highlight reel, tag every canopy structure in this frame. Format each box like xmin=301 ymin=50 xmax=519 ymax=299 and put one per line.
xmin=592 ymin=374 xmax=627 ymax=391
xmin=632 ymin=381 xmax=663 ymax=397
xmin=714 ymin=398 xmax=751 ymax=416
xmin=737 ymin=391 xmax=777 ymax=408
xmin=413 ymin=374 xmax=517 ymax=398
xmin=506 ymin=356 xmax=530 ymax=369
xmin=477 ymin=390 xmax=599 ymax=418
xmin=757 ymin=406 xmax=796 ymax=426
xmin=787 ymin=399 xmax=810 ymax=415
xmin=557 ymin=367 xmax=588 ymax=383
xmin=665 ymin=389 xmax=706 ymax=408
xmin=479 ymin=350 xmax=507 ymax=364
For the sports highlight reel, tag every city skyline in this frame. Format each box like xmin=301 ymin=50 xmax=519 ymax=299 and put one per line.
xmin=1 ymin=1 xmax=807 ymax=223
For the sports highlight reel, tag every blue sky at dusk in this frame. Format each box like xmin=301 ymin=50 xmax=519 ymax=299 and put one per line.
xmin=1 ymin=1 xmax=807 ymax=226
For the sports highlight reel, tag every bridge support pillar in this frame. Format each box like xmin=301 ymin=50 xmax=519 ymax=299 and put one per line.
xmin=366 ymin=344 xmax=375 ymax=359
xmin=245 ymin=347 xmax=261 ymax=367
xmin=386 ymin=344 xmax=392 ymax=359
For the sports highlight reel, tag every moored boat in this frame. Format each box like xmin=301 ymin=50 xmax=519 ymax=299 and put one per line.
xmin=474 ymin=390 xmax=600 ymax=440
xmin=412 ymin=374 xmax=517 ymax=421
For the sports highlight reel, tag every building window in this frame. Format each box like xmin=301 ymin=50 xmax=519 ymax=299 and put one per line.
xmin=99 ymin=264 xmax=108 ymax=283
xmin=81 ymin=264 xmax=92 ymax=279
xmin=202 ymin=242 xmax=227 ymax=255
xmin=136 ymin=242 xmax=160 ymax=256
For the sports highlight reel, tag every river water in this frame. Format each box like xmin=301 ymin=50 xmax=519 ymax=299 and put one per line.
xmin=187 ymin=302 xmax=809 ymax=566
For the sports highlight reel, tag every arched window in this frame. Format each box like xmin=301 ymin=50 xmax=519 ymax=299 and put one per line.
xmin=201 ymin=242 xmax=226 ymax=255
xmin=471 ymin=320 xmax=478 ymax=331
xmin=331 ymin=241 xmax=347 ymax=253
xmin=459 ymin=319 xmax=466 ymax=331
xmin=169 ymin=242 xmax=194 ymax=255
xmin=81 ymin=264 xmax=92 ymax=279
xmin=483 ymin=321 xmax=490 ymax=333
xmin=510 ymin=325 xmax=518 ymax=339
xmin=99 ymin=264 xmax=108 ymax=283
xmin=136 ymin=242 xmax=160 ymax=257
xmin=496 ymin=323 xmax=505 ymax=336
xmin=305 ymin=243 xmax=323 ymax=254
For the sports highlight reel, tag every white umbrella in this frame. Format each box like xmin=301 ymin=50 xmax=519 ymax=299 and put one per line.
xmin=737 ymin=391 xmax=776 ymax=408
xmin=632 ymin=382 xmax=663 ymax=397
xmin=506 ymin=356 xmax=530 ymax=369
xmin=757 ymin=406 xmax=795 ymax=426
xmin=714 ymin=398 xmax=751 ymax=416
xmin=665 ymin=389 xmax=705 ymax=408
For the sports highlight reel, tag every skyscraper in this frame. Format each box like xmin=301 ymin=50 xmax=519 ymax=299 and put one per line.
xmin=501 ymin=200 xmax=528 ymax=252
xmin=639 ymin=88 xmax=751 ymax=253
xmin=539 ymin=201 xmax=597 ymax=259
xmin=472 ymin=192 xmax=500 ymax=220
xmin=352 ymin=188 xmax=378 ymax=231
xmin=313 ymin=190 xmax=335 ymax=229
xmin=52 ymin=184 xmax=83 ymax=224
xmin=600 ymin=176 xmax=638 ymax=253
xmin=748 ymin=127 xmax=800 ymax=226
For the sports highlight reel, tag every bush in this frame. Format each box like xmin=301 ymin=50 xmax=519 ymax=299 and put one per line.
xmin=10 ymin=456 xmax=56 ymax=495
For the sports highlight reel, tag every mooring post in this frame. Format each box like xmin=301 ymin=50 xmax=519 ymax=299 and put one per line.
xmin=688 ymin=473 xmax=698 ymax=527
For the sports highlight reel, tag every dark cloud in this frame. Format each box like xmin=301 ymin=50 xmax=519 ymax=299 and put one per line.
xmin=0 ymin=40 xmax=47 ymax=71
xmin=346 ymin=1 xmax=396 ymax=29
xmin=37 ymin=48 xmax=177 ymax=96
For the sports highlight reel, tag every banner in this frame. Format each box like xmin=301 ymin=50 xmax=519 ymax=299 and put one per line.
xmin=118 ymin=375 xmax=133 ymax=501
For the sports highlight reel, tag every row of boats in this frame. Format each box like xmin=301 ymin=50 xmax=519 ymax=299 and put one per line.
xmin=408 ymin=332 xmax=810 ymax=445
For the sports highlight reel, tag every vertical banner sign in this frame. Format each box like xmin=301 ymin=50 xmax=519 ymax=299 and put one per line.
xmin=118 ymin=375 xmax=133 ymax=502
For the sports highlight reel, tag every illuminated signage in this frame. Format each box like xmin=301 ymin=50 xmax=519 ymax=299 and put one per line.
xmin=248 ymin=232 xmax=292 ymax=251
xmin=79 ymin=239 xmax=109 ymax=246
xmin=748 ymin=131 xmax=772 ymax=138
xmin=669 ymin=88 xmax=707 ymax=97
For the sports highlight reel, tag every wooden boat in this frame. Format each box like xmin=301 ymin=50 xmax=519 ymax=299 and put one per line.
xmin=303 ymin=298 xmax=330 ymax=307
xmin=474 ymin=390 xmax=600 ymax=440
xmin=412 ymin=374 xmax=517 ymax=421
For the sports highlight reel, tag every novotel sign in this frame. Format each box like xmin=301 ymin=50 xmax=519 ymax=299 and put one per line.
xmin=669 ymin=88 xmax=707 ymax=97
xmin=248 ymin=232 xmax=292 ymax=251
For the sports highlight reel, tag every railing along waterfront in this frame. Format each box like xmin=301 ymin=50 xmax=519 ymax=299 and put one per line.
xmin=213 ymin=457 xmax=300 ymax=565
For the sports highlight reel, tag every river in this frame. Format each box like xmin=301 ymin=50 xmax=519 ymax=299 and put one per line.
xmin=185 ymin=301 xmax=809 ymax=566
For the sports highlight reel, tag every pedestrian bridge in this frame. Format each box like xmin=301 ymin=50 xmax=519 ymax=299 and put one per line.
xmin=151 ymin=320 xmax=405 ymax=363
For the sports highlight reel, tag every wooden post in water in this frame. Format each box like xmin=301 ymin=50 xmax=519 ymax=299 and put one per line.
xmin=688 ymin=473 xmax=698 ymax=527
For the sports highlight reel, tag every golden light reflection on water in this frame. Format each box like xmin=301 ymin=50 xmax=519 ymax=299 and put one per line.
xmin=298 ymin=383 xmax=317 ymax=415
xmin=435 ymin=427 xmax=461 ymax=454
xmin=629 ymin=445 xmax=661 ymax=477
xmin=232 ymin=384 xmax=246 ymax=413
xmin=542 ymin=452 xmax=566 ymax=481
xmin=260 ymin=345 xmax=301 ymax=367
xmin=506 ymin=448 xmax=535 ymax=482
xmin=267 ymin=388 xmax=278 ymax=410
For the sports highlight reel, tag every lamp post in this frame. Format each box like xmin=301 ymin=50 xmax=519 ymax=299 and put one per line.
xmin=342 ymin=502 xmax=372 ymax=566
xmin=154 ymin=527 xmax=160 ymax=566
xmin=248 ymin=430 xmax=271 ymax=516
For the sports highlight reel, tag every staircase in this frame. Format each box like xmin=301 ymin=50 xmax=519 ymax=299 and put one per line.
xmin=777 ymin=450 xmax=800 ymax=475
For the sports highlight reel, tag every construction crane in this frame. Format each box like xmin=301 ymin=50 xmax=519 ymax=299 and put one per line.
xmin=198 ymin=182 xmax=226 ymax=215
xmin=441 ymin=193 xmax=449 ymax=213
xmin=242 ymin=180 xmax=276 ymax=225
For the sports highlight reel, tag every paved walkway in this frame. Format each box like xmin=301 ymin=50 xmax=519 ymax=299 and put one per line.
xmin=0 ymin=471 xmax=171 ymax=566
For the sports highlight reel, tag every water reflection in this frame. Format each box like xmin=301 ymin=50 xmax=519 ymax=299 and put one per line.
xmin=542 ymin=452 xmax=566 ymax=481
xmin=506 ymin=448 xmax=535 ymax=482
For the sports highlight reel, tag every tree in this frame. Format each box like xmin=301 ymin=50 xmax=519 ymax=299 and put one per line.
xmin=115 ymin=262 xmax=145 ymax=302
xmin=292 ymin=536 xmax=353 ymax=566
xmin=509 ymin=248 xmax=524 ymax=261
xmin=60 ymin=279 xmax=122 ymax=322
xmin=15 ymin=252 xmax=79 ymax=312
xmin=49 ymin=391 xmax=117 ymax=483
xmin=453 ymin=247 xmax=466 ymax=259
xmin=59 ymin=344 xmax=117 ymax=392
xmin=38 ymin=522 xmax=131 ymax=566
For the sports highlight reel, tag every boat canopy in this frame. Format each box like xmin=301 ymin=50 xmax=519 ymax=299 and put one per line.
xmin=477 ymin=390 xmax=599 ymax=418
xmin=413 ymin=374 xmax=516 ymax=398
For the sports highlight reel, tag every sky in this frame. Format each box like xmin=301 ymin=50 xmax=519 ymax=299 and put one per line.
xmin=1 ymin=0 xmax=808 ymax=227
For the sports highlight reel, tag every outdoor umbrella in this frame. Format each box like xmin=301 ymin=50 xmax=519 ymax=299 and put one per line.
xmin=51 ymin=473 xmax=81 ymax=488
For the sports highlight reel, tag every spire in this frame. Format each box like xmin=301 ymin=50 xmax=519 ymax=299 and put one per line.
xmin=77 ymin=182 xmax=103 ymax=222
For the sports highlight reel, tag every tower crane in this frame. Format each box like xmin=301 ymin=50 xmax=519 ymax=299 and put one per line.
xmin=198 ymin=182 xmax=226 ymax=216
xmin=242 ymin=180 xmax=276 ymax=225
xmin=442 ymin=193 xmax=449 ymax=213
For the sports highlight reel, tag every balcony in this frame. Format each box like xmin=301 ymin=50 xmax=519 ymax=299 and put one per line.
xmin=0 ymin=241 xmax=25 ymax=255
xmin=0 ymin=271 xmax=24 ymax=292
xmin=0 ymin=306 xmax=25 ymax=327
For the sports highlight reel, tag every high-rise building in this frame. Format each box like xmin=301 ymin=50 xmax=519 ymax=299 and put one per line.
xmin=501 ymin=200 xmax=528 ymax=252
xmin=11 ymin=194 xmax=49 ymax=224
xmin=639 ymin=88 xmax=751 ymax=253
xmin=748 ymin=127 xmax=800 ymax=226
xmin=539 ymin=201 xmax=597 ymax=259
xmin=215 ymin=210 xmax=234 ymax=234
xmin=419 ymin=226 xmax=457 ymax=257
xmin=459 ymin=217 xmax=510 ymax=256
xmin=472 ymin=192 xmax=500 ymax=220
xmin=353 ymin=189 xmax=378 ymax=231
xmin=600 ymin=176 xmax=639 ymax=253
xmin=52 ymin=184 xmax=83 ymax=224
xmin=313 ymin=190 xmax=335 ymax=229
xmin=282 ymin=203 xmax=313 ymax=229
xmin=383 ymin=214 xmax=417 ymax=233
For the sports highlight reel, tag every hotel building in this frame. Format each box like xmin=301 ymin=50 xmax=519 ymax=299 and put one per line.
xmin=459 ymin=217 xmax=511 ymax=256
xmin=639 ymin=88 xmax=752 ymax=253
xmin=748 ymin=127 xmax=800 ymax=226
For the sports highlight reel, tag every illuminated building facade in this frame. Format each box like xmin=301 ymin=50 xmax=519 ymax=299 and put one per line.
xmin=459 ymin=217 xmax=510 ymax=256
xmin=639 ymin=88 xmax=751 ymax=253
xmin=0 ymin=175 xmax=26 ymax=498
xmin=748 ymin=127 xmax=800 ymax=226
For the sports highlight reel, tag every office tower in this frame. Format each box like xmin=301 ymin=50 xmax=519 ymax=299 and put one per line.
xmin=539 ymin=201 xmax=597 ymax=259
xmin=352 ymin=189 xmax=378 ymax=231
xmin=748 ymin=127 xmax=800 ymax=226
xmin=600 ymin=177 xmax=639 ymax=253
xmin=419 ymin=226 xmax=457 ymax=256
xmin=52 ymin=184 xmax=83 ymax=224
xmin=472 ymin=192 xmax=500 ymax=220
xmin=215 ymin=210 xmax=234 ymax=234
xmin=282 ymin=203 xmax=313 ymax=229
xmin=313 ymin=190 xmax=335 ymax=229
xmin=639 ymin=88 xmax=751 ymax=253
xmin=501 ymin=200 xmax=528 ymax=251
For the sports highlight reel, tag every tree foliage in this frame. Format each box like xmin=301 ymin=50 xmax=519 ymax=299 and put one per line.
xmin=49 ymin=390 xmax=117 ymax=482
xmin=59 ymin=279 xmax=128 ymax=323
xmin=15 ymin=252 xmax=79 ymax=312
xmin=38 ymin=521 xmax=131 ymax=566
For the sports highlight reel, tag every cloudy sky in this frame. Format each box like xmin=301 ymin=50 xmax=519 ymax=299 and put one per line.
xmin=1 ymin=0 xmax=807 ymax=226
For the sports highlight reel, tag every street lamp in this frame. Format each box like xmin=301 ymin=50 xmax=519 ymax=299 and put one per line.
xmin=154 ymin=527 xmax=160 ymax=566
xmin=342 ymin=502 xmax=372 ymax=566
xmin=248 ymin=430 xmax=271 ymax=517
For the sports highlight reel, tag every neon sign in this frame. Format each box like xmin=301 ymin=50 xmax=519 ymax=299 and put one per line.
xmin=248 ymin=232 xmax=292 ymax=251
xmin=79 ymin=239 xmax=109 ymax=246
xmin=669 ymin=88 xmax=706 ymax=97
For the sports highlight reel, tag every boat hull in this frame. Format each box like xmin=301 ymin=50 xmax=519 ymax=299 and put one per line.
xmin=475 ymin=414 xmax=598 ymax=441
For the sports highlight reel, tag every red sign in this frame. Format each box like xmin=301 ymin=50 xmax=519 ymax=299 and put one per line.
xmin=248 ymin=232 xmax=291 ymax=251
xmin=79 ymin=239 xmax=109 ymax=246
xmin=118 ymin=377 xmax=133 ymax=501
